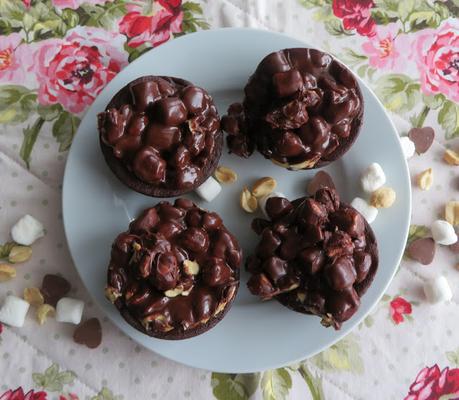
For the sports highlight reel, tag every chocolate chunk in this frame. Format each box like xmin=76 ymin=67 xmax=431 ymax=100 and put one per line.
xmin=99 ymin=76 xmax=223 ymax=198
xmin=266 ymin=197 xmax=293 ymax=220
xmin=41 ymin=274 xmax=71 ymax=307
xmin=73 ymin=318 xmax=102 ymax=349
xmin=407 ymin=237 xmax=435 ymax=265
xmin=408 ymin=127 xmax=435 ymax=154
xmin=307 ymin=171 xmax=336 ymax=195
xmin=106 ymin=201 xmax=242 ymax=339
xmin=222 ymin=48 xmax=364 ymax=170
xmin=246 ymin=187 xmax=378 ymax=330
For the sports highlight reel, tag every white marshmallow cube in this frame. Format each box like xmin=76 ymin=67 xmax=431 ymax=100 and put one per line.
xmin=423 ymin=276 xmax=452 ymax=304
xmin=400 ymin=136 xmax=416 ymax=159
xmin=0 ymin=295 xmax=30 ymax=327
xmin=259 ymin=192 xmax=287 ymax=219
xmin=11 ymin=214 xmax=45 ymax=246
xmin=431 ymin=220 xmax=458 ymax=245
xmin=194 ymin=177 xmax=221 ymax=202
xmin=361 ymin=163 xmax=386 ymax=193
xmin=56 ymin=298 xmax=84 ymax=325
xmin=351 ymin=197 xmax=378 ymax=224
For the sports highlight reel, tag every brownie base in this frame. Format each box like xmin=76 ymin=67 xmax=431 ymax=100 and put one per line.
xmin=116 ymin=274 xmax=240 ymax=340
xmin=100 ymin=75 xmax=223 ymax=197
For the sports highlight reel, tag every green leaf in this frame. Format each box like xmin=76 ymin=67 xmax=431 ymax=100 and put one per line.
xmin=363 ymin=315 xmax=374 ymax=328
xmin=398 ymin=0 xmax=415 ymax=20
xmin=0 ymin=0 xmax=26 ymax=22
xmin=438 ymin=100 xmax=459 ymax=140
xmin=31 ymin=364 xmax=75 ymax=392
xmin=32 ymin=373 xmax=46 ymax=387
xmin=20 ymin=117 xmax=45 ymax=169
xmin=261 ymin=369 xmax=292 ymax=400
xmin=324 ymin=18 xmax=353 ymax=36
xmin=45 ymin=364 xmax=59 ymax=379
xmin=80 ymin=0 xmax=127 ymax=30
xmin=422 ymin=94 xmax=444 ymax=110
xmin=62 ymin=9 xmax=79 ymax=29
xmin=182 ymin=1 xmax=204 ymax=13
xmin=298 ymin=0 xmax=331 ymax=8
xmin=37 ymin=104 xmax=62 ymax=121
xmin=298 ymin=364 xmax=325 ymax=400
xmin=57 ymin=371 xmax=76 ymax=384
xmin=357 ymin=65 xmax=368 ymax=78
xmin=312 ymin=333 xmax=364 ymax=374
xmin=446 ymin=349 xmax=459 ymax=367
xmin=29 ymin=3 xmax=69 ymax=38
xmin=381 ymin=294 xmax=391 ymax=302
xmin=375 ymin=74 xmax=420 ymax=113
xmin=211 ymin=373 xmax=260 ymax=400
xmin=91 ymin=388 xmax=122 ymax=400
xmin=0 ymin=85 xmax=37 ymax=124
xmin=52 ymin=111 xmax=80 ymax=152
xmin=0 ymin=242 xmax=15 ymax=259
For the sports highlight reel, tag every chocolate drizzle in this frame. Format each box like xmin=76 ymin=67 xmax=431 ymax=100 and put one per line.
xmin=222 ymin=48 xmax=364 ymax=169
xmin=98 ymin=76 xmax=222 ymax=197
xmin=106 ymin=198 xmax=242 ymax=340
xmin=246 ymin=187 xmax=378 ymax=329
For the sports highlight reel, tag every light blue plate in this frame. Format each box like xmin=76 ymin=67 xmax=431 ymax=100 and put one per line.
xmin=63 ymin=28 xmax=411 ymax=373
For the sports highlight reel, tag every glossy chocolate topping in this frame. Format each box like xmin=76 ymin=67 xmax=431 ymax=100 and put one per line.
xmin=105 ymin=198 xmax=242 ymax=339
xmin=98 ymin=76 xmax=222 ymax=197
xmin=246 ymin=187 xmax=378 ymax=329
xmin=222 ymin=48 xmax=364 ymax=169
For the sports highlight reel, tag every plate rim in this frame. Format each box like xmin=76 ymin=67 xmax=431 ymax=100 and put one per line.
xmin=62 ymin=27 xmax=412 ymax=372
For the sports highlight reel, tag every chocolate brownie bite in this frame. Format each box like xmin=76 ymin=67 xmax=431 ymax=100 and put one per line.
xmin=222 ymin=48 xmax=363 ymax=170
xmin=105 ymin=199 xmax=242 ymax=339
xmin=246 ymin=188 xmax=378 ymax=329
xmin=98 ymin=76 xmax=222 ymax=197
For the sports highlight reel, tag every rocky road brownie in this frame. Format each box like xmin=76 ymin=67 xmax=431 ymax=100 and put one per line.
xmin=222 ymin=48 xmax=364 ymax=170
xmin=246 ymin=187 xmax=378 ymax=329
xmin=98 ymin=76 xmax=222 ymax=197
xmin=105 ymin=198 xmax=242 ymax=339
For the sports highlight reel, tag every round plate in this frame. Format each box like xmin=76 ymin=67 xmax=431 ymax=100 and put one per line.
xmin=63 ymin=28 xmax=411 ymax=373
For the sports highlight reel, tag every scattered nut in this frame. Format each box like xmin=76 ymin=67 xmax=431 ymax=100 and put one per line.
xmin=444 ymin=149 xmax=459 ymax=165
xmin=104 ymin=286 xmax=121 ymax=303
xmin=370 ymin=187 xmax=396 ymax=208
xmin=23 ymin=287 xmax=44 ymax=307
xmin=132 ymin=242 xmax=141 ymax=252
xmin=417 ymin=168 xmax=433 ymax=190
xmin=271 ymin=156 xmax=320 ymax=170
xmin=8 ymin=245 xmax=32 ymax=264
xmin=214 ymin=166 xmax=238 ymax=184
xmin=36 ymin=304 xmax=55 ymax=325
xmin=164 ymin=287 xmax=184 ymax=298
xmin=240 ymin=187 xmax=258 ymax=213
xmin=252 ymin=177 xmax=277 ymax=198
xmin=297 ymin=292 xmax=306 ymax=303
xmin=0 ymin=264 xmax=16 ymax=282
xmin=142 ymin=314 xmax=174 ymax=332
xmin=183 ymin=260 xmax=200 ymax=276
xmin=445 ymin=201 xmax=459 ymax=226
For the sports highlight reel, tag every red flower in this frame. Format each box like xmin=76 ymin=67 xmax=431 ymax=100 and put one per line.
xmin=0 ymin=388 xmax=47 ymax=400
xmin=332 ymin=0 xmax=376 ymax=37
xmin=0 ymin=323 xmax=3 ymax=334
xmin=389 ymin=296 xmax=412 ymax=324
xmin=405 ymin=365 xmax=459 ymax=399
xmin=119 ymin=1 xmax=183 ymax=48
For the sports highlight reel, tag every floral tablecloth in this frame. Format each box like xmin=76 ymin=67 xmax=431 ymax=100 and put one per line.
xmin=0 ymin=0 xmax=458 ymax=399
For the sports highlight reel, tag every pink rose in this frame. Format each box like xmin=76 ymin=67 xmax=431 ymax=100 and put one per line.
xmin=0 ymin=388 xmax=47 ymax=400
xmin=22 ymin=0 xmax=31 ymax=8
xmin=33 ymin=27 xmax=128 ymax=114
xmin=332 ymin=0 xmax=376 ymax=37
xmin=119 ymin=0 xmax=183 ymax=48
xmin=415 ymin=18 xmax=459 ymax=103
xmin=405 ymin=364 xmax=459 ymax=400
xmin=362 ymin=23 xmax=412 ymax=72
xmin=52 ymin=0 xmax=110 ymax=10
xmin=0 ymin=33 xmax=34 ymax=85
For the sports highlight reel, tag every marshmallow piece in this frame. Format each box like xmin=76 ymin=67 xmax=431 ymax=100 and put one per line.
xmin=400 ymin=136 xmax=415 ymax=159
xmin=423 ymin=276 xmax=452 ymax=304
xmin=431 ymin=220 xmax=458 ymax=245
xmin=11 ymin=214 xmax=45 ymax=246
xmin=351 ymin=197 xmax=378 ymax=224
xmin=361 ymin=163 xmax=386 ymax=193
xmin=56 ymin=298 xmax=84 ymax=325
xmin=194 ymin=177 xmax=222 ymax=202
xmin=259 ymin=191 xmax=287 ymax=218
xmin=0 ymin=295 xmax=30 ymax=327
